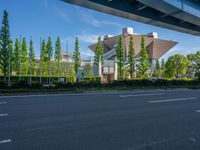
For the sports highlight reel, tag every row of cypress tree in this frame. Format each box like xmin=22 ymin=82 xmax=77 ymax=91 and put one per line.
xmin=0 ymin=10 xmax=81 ymax=84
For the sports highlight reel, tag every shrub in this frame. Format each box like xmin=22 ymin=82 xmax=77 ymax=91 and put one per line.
xmin=83 ymin=76 xmax=101 ymax=83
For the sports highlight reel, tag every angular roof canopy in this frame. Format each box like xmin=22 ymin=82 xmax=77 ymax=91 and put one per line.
xmin=89 ymin=35 xmax=177 ymax=59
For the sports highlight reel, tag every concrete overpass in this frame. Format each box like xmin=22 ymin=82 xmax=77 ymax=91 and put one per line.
xmin=61 ymin=0 xmax=200 ymax=35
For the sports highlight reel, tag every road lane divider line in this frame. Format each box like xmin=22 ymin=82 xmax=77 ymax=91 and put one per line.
xmin=0 ymin=139 xmax=11 ymax=144
xmin=189 ymin=137 xmax=197 ymax=142
xmin=0 ymin=102 xmax=7 ymax=105
xmin=0 ymin=90 xmax=171 ymax=99
xmin=148 ymin=97 xmax=197 ymax=103
xmin=196 ymin=110 xmax=200 ymax=113
xmin=0 ymin=114 xmax=8 ymax=117
xmin=120 ymin=93 xmax=164 ymax=98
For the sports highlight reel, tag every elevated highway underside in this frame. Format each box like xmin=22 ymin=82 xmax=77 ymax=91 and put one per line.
xmin=62 ymin=0 xmax=200 ymax=35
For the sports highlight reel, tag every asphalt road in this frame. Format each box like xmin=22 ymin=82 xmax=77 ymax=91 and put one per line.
xmin=0 ymin=89 xmax=200 ymax=150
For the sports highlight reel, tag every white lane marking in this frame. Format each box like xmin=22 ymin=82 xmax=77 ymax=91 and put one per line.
xmin=0 ymin=102 xmax=7 ymax=105
xmin=0 ymin=90 xmax=165 ymax=99
xmin=120 ymin=93 xmax=164 ymax=98
xmin=148 ymin=97 xmax=197 ymax=103
xmin=0 ymin=89 xmax=198 ymax=99
xmin=189 ymin=137 xmax=197 ymax=142
xmin=0 ymin=139 xmax=11 ymax=144
xmin=196 ymin=110 xmax=200 ymax=113
xmin=0 ymin=114 xmax=8 ymax=117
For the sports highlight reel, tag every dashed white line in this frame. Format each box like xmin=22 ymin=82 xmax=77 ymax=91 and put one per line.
xmin=0 ymin=89 xmax=191 ymax=99
xmin=148 ymin=97 xmax=197 ymax=103
xmin=0 ymin=114 xmax=8 ymax=117
xmin=0 ymin=139 xmax=11 ymax=144
xmin=196 ymin=110 xmax=200 ymax=113
xmin=0 ymin=91 xmax=162 ymax=99
xmin=189 ymin=137 xmax=197 ymax=142
xmin=0 ymin=102 xmax=7 ymax=105
xmin=120 ymin=93 xmax=164 ymax=98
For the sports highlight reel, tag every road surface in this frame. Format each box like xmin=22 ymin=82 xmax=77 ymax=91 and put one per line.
xmin=0 ymin=89 xmax=200 ymax=150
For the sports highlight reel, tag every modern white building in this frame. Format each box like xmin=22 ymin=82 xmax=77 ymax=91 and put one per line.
xmin=89 ymin=27 xmax=177 ymax=82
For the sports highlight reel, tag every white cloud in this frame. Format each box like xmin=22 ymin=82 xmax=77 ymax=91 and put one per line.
xmin=81 ymin=49 xmax=95 ymax=57
xmin=90 ymin=19 xmax=123 ymax=28
xmin=61 ymin=34 xmax=101 ymax=45
xmin=78 ymin=34 xmax=102 ymax=43
xmin=58 ymin=11 xmax=71 ymax=23
xmin=77 ymin=8 xmax=123 ymax=28
xmin=43 ymin=0 xmax=49 ymax=8
xmin=54 ymin=7 xmax=72 ymax=23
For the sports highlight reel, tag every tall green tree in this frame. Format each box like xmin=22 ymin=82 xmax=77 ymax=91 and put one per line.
xmin=94 ymin=37 xmax=104 ymax=66
xmin=9 ymin=40 xmax=14 ymax=75
xmin=84 ymin=63 xmax=93 ymax=77
xmin=47 ymin=37 xmax=53 ymax=83
xmin=128 ymin=36 xmax=135 ymax=78
xmin=29 ymin=37 xmax=35 ymax=82
xmin=116 ymin=36 xmax=124 ymax=79
xmin=55 ymin=37 xmax=62 ymax=81
xmin=13 ymin=39 xmax=20 ymax=75
xmin=21 ymin=37 xmax=28 ymax=75
xmin=41 ymin=39 xmax=48 ymax=76
xmin=66 ymin=63 xmax=75 ymax=83
xmin=161 ymin=58 xmax=165 ymax=77
xmin=187 ymin=51 xmax=200 ymax=78
xmin=165 ymin=54 xmax=190 ymax=78
xmin=0 ymin=10 xmax=10 ymax=80
xmin=137 ymin=36 xmax=150 ymax=78
xmin=73 ymin=37 xmax=81 ymax=77
xmin=153 ymin=59 xmax=160 ymax=77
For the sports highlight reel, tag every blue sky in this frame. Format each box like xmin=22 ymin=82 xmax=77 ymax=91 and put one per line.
xmin=0 ymin=0 xmax=200 ymax=60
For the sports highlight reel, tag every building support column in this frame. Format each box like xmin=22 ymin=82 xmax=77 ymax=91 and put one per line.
xmin=114 ymin=57 xmax=118 ymax=80
xmin=98 ymin=56 xmax=102 ymax=81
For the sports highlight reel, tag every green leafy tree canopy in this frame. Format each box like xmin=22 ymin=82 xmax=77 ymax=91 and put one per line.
xmin=94 ymin=36 xmax=104 ymax=66
xmin=128 ymin=36 xmax=135 ymax=78
xmin=137 ymin=36 xmax=150 ymax=78
xmin=73 ymin=37 xmax=81 ymax=74
xmin=116 ymin=36 xmax=124 ymax=79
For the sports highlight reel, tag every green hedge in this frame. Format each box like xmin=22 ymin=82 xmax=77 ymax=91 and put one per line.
xmin=0 ymin=75 xmax=77 ymax=83
xmin=82 ymin=76 xmax=101 ymax=82
xmin=0 ymin=78 xmax=200 ymax=90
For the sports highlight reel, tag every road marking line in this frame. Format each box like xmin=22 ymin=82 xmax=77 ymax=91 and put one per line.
xmin=0 ymin=114 xmax=8 ymax=117
xmin=196 ymin=110 xmax=200 ymax=113
xmin=189 ymin=137 xmax=197 ymax=142
xmin=120 ymin=93 xmax=164 ymax=98
xmin=148 ymin=97 xmax=197 ymax=103
xmin=0 ymin=139 xmax=11 ymax=144
xmin=0 ymin=91 xmax=163 ymax=99
xmin=0 ymin=102 xmax=7 ymax=105
xmin=0 ymin=89 xmax=198 ymax=99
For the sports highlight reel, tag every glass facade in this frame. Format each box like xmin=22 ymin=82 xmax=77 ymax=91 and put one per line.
xmin=164 ymin=0 xmax=200 ymax=17
xmin=104 ymin=60 xmax=115 ymax=67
